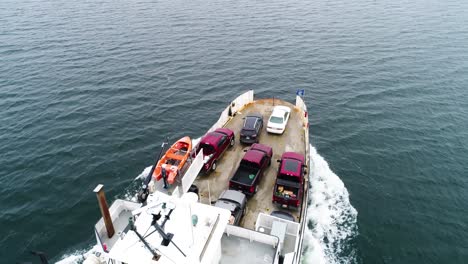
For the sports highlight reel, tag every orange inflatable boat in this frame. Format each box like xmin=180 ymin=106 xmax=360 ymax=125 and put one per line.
xmin=153 ymin=136 xmax=192 ymax=185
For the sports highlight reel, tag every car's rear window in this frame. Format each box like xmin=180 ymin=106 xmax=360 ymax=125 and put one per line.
xmin=240 ymin=160 xmax=259 ymax=169
xmin=269 ymin=116 xmax=283 ymax=124
xmin=279 ymin=173 xmax=300 ymax=182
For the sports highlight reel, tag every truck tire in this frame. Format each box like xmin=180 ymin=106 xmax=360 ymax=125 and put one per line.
xmin=211 ymin=161 xmax=217 ymax=171
xmin=255 ymin=185 xmax=259 ymax=194
xmin=230 ymin=137 xmax=235 ymax=147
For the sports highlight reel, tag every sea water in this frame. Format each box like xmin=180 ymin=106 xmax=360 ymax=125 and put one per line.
xmin=1 ymin=0 xmax=468 ymax=263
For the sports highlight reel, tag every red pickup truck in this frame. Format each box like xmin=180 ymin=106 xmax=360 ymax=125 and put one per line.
xmin=197 ymin=128 xmax=235 ymax=173
xmin=229 ymin=143 xmax=272 ymax=196
xmin=273 ymin=152 xmax=306 ymax=209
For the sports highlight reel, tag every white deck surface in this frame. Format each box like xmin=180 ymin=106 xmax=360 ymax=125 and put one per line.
xmin=108 ymin=193 xmax=231 ymax=264
xmin=220 ymin=234 xmax=277 ymax=264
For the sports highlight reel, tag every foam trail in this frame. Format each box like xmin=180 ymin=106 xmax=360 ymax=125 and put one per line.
xmin=134 ymin=165 xmax=153 ymax=180
xmin=55 ymin=245 xmax=99 ymax=264
xmin=302 ymin=145 xmax=358 ymax=264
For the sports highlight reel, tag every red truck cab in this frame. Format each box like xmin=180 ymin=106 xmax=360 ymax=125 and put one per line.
xmin=229 ymin=143 xmax=272 ymax=196
xmin=197 ymin=128 xmax=235 ymax=172
xmin=273 ymin=152 xmax=306 ymax=209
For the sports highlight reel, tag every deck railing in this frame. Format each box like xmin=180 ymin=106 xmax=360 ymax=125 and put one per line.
xmin=294 ymin=95 xmax=310 ymax=264
xmin=207 ymin=90 xmax=254 ymax=133
xmin=225 ymin=224 xmax=279 ymax=247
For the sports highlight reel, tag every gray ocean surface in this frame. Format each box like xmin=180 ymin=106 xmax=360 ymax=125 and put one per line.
xmin=1 ymin=0 xmax=468 ymax=263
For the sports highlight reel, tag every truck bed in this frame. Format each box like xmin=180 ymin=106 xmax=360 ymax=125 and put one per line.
xmin=230 ymin=165 xmax=258 ymax=185
xmin=194 ymin=98 xmax=307 ymax=229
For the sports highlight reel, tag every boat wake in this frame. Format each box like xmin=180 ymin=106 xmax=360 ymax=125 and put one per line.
xmin=302 ymin=145 xmax=358 ymax=264
xmin=55 ymin=143 xmax=358 ymax=264
xmin=55 ymin=245 xmax=99 ymax=264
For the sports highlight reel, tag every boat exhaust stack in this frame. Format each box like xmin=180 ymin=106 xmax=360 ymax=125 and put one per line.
xmin=94 ymin=184 xmax=115 ymax=238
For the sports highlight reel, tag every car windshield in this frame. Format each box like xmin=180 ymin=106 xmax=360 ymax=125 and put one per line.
xmin=241 ymin=160 xmax=260 ymax=169
xmin=198 ymin=143 xmax=215 ymax=155
xmin=271 ymin=211 xmax=295 ymax=222
xmin=269 ymin=116 xmax=283 ymax=124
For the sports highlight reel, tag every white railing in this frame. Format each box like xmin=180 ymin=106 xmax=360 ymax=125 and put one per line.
xmin=255 ymin=213 xmax=300 ymax=236
xmin=95 ymin=200 xmax=141 ymax=233
xmin=225 ymin=224 xmax=279 ymax=247
xmin=181 ymin=150 xmax=204 ymax=195
xmin=294 ymin=95 xmax=310 ymax=264
xmin=295 ymin=95 xmax=309 ymax=159
xmin=207 ymin=90 xmax=254 ymax=133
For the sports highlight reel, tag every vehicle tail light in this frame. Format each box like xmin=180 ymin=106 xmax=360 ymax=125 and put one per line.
xmin=249 ymin=186 xmax=255 ymax=193
xmin=295 ymin=199 xmax=300 ymax=207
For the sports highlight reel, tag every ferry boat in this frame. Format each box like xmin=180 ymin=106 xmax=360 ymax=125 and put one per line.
xmin=85 ymin=90 xmax=310 ymax=264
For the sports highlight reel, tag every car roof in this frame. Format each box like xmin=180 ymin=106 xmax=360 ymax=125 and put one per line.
xmin=280 ymin=152 xmax=304 ymax=175
xmin=200 ymin=132 xmax=223 ymax=146
xmin=280 ymin=159 xmax=302 ymax=175
xmin=250 ymin=143 xmax=272 ymax=154
xmin=243 ymin=116 xmax=258 ymax=129
xmin=214 ymin=200 xmax=237 ymax=212
xmin=243 ymin=149 xmax=266 ymax=164
xmin=219 ymin=189 xmax=246 ymax=204
xmin=271 ymin=106 xmax=291 ymax=117
xmin=200 ymin=128 xmax=232 ymax=146
xmin=271 ymin=210 xmax=295 ymax=222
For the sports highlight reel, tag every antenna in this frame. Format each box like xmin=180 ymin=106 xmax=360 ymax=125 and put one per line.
xmin=129 ymin=217 xmax=161 ymax=261
xmin=138 ymin=139 xmax=169 ymax=203
xmin=143 ymin=203 xmax=187 ymax=257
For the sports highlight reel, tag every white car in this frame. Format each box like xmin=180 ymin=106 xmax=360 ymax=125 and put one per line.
xmin=266 ymin=106 xmax=291 ymax=134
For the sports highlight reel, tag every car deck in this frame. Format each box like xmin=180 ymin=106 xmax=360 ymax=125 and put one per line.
xmin=194 ymin=98 xmax=307 ymax=229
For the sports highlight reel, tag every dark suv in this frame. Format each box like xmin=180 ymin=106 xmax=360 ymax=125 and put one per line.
xmin=240 ymin=113 xmax=263 ymax=144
